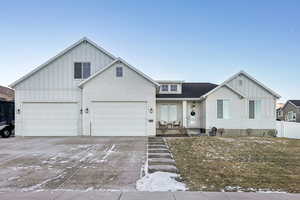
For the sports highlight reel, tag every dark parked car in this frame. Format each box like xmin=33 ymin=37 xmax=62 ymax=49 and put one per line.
xmin=0 ymin=100 xmax=14 ymax=138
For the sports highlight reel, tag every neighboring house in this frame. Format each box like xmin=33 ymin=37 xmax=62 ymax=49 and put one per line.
xmin=10 ymin=38 xmax=281 ymax=136
xmin=0 ymin=86 xmax=14 ymax=101
xmin=276 ymin=103 xmax=284 ymax=121
xmin=279 ymin=100 xmax=300 ymax=123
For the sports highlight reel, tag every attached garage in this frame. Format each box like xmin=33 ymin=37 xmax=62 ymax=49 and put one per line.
xmin=91 ymin=102 xmax=147 ymax=136
xmin=80 ymin=59 xmax=158 ymax=136
xmin=10 ymin=39 xmax=159 ymax=137
xmin=22 ymin=102 xmax=79 ymax=136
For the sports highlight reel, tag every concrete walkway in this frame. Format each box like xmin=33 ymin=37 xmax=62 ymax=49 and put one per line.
xmin=1 ymin=191 xmax=300 ymax=200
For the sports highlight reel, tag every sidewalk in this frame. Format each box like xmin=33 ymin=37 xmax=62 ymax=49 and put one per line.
xmin=1 ymin=191 xmax=300 ymax=200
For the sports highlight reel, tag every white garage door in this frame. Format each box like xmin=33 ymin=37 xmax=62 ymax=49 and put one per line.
xmin=91 ymin=102 xmax=146 ymax=136
xmin=22 ymin=102 xmax=78 ymax=136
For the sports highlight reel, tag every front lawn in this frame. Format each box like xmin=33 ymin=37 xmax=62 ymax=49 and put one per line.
xmin=167 ymin=136 xmax=300 ymax=193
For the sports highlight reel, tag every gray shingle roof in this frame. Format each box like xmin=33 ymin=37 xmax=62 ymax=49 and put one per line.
xmin=156 ymin=83 xmax=218 ymax=98
xmin=289 ymin=100 xmax=300 ymax=107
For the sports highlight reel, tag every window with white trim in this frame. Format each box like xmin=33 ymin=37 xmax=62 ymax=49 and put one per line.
xmin=74 ymin=62 xmax=91 ymax=79
xmin=249 ymin=100 xmax=261 ymax=119
xmin=170 ymin=84 xmax=178 ymax=92
xmin=116 ymin=66 xmax=123 ymax=77
xmin=160 ymin=104 xmax=177 ymax=122
xmin=217 ymin=99 xmax=230 ymax=119
xmin=287 ymin=111 xmax=296 ymax=121
xmin=161 ymin=84 xmax=169 ymax=92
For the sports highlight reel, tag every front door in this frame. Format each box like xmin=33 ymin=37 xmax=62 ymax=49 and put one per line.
xmin=187 ymin=102 xmax=200 ymax=128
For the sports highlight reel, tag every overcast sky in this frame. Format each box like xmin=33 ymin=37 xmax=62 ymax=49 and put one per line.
xmin=1 ymin=0 xmax=299 ymax=102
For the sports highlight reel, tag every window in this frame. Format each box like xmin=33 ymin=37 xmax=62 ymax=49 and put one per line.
xmin=161 ymin=84 xmax=169 ymax=92
xmin=160 ymin=104 xmax=177 ymax=122
xmin=239 ymin=79 xmax=243 ymax=86
xmin=74 ymin=62 xmax=91 ymax=79
xmin=116 ymin=66 xmax=123 ymax=77
xmin=170 ymin=84 xmax=178 ymax=92
xmin=277 ymin=110 xmax=283 ymax=117
xmin=287 ymin=111 xmax=296 ymax=121
xmin=249 ymin=100 xmax=261 ymax=119
xmin=217 ymin=99 xmax=230 ymax=119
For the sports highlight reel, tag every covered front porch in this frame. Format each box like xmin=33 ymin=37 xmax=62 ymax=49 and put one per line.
xmin=156 ymin=99 xmax=205 ymax=136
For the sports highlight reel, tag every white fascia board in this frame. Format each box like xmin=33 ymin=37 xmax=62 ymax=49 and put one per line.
xmin=9 ymin=37 xmax=117 ymax=88
xmin=156 ymin=80 xmax=185 ymax=84
xmin=156 ymin=98 xmax=200 ymax=101
xmin=79 ymin=58 xmax=160 ymax=88
xmin=78 ymin=59 xmax=119 ymax=88
xmin=117 ymin=57 xmax=160 ymax=87
xmin=238 ymin=70 xmax=281 ymax=99
xmin=201 ymin=70 xmax=280 ymax=99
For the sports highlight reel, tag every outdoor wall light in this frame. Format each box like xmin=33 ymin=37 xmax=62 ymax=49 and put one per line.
xmin=17 ymin=109 xmax=21 ymax=114
xmin=85 ymin=108 xmax=89 ymax=114
xmin=80 ymin=109 xmax=83 ymax=114
xmin=149 ymin=107 xmax=153 ymax=114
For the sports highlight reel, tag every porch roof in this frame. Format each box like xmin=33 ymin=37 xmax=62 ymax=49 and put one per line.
xmin=156 ymin=82 xmax=218 ymax=98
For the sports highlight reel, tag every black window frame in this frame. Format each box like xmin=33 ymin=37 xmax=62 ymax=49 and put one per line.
xmin=116 ymin=66 xmax=123 ymax=77
xmin=170 ymin=84 xmax=178 ymax=92
xmin=74 ymin=62 xmax=91 ymax=79
xmin=161 ymin=84 xmax=169 ymax=92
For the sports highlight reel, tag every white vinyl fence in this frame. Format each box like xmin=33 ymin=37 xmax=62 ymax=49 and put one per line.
xmin=276 ymin=121 xmax=300 ymax=139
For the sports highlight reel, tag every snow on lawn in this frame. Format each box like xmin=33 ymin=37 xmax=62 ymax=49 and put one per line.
xmin=136 ymin=172 xmax=187 ymax=192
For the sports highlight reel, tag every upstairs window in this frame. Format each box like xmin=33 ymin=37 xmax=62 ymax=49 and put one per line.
xmin=170 ymin=84 xmax=178 ymax=92
xmin=116 ymin=67 xmax=123 ymax=77
xmin=249 ymin=100 xmax=261 ymax=119
xmin=217 ymin=99 xmax=230 ymax=119
xmin=74 ymin=62 xmax=91 ymax=79
xmin=161 ymin=84 xmax=169 ymax=92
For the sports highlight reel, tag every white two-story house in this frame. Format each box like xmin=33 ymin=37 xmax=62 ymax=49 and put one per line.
xmin=10 ymin=38 xmax=280 ymax=136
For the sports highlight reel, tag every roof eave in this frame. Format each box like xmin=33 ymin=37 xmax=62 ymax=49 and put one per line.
xmin=9 ymin=37 xmax=117 ymax=88
xmin=78 ymin=58 xmax=160 ymax=88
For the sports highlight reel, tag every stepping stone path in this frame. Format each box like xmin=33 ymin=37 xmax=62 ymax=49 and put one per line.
xmin=147 ymin=137 xmax=179 ymax=174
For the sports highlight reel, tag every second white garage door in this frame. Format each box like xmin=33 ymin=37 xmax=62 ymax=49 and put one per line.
xmin=91 ymin=102 xmax=147 ymax=136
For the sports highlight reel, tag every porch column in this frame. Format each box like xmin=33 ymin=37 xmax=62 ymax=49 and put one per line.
xmin=182 ymin=100 xmax=187 ymax=128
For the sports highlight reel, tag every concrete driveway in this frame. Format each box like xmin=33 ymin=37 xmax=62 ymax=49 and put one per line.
xmin=0 ymin=137 xmax=146 ymax=192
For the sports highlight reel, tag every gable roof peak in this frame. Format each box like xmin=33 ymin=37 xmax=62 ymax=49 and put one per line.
xmin=10 ymin=37 xmax=117 ymax=88
xmin=201 ymin=70 xmax=281 ymax=99
xmin=78 ymin=58 xmax=159 ymax=88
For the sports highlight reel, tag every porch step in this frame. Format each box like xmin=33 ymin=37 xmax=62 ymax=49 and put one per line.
xmin=148 ymin=153 xmax=172 ymax=159
xmin=148 ymin=149 xmax=170 ymax=154
xmin=148 ymin=165 xmax=179 ymax=173
xmin=148 ymin=145 xmax=168 ymax=149
xmin=148 ymin=138 xmax=164 ymax=143
xmin=148 ymin=142 xmax=165 ymax=146
xmin=156 ymin=134 xmax=189 ymax=137
xmin=148 ymin=158 xmax=176 ymax=166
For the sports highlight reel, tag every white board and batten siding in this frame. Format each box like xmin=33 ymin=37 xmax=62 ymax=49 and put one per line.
xmin=82 ymin=62 xmax=156 ymax=136
xmin=14 ymin=41 xmax=114 ymax=136
xmin=205 ymin=74 xmax=277 ymax=130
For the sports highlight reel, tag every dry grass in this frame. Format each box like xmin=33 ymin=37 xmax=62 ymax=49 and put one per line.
xmin=167 ymin=136 xmax=300 ymax=193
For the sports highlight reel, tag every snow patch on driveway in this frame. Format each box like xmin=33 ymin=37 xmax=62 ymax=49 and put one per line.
xmin=136 ymin=172 xmax=187 ymax=192
xmin=99 ymin=144 xmax=115 ymax=162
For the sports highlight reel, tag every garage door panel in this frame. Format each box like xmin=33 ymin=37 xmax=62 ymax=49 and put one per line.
xmin=22 ymin=103 xmax=78 ymax=136
xmin=92 ymin=102 xmax=146 ymax=136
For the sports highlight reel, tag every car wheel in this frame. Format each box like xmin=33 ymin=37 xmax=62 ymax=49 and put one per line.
xmin=1 ymin=128 xmax=11 ymax=138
